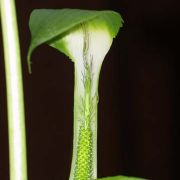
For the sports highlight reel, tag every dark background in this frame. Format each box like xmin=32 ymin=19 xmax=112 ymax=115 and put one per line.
xmin=0 ymin=0 xmax=179 ymax=180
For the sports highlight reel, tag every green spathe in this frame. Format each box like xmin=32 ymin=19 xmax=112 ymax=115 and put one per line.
xmin=28 ymin=8 xmax=124 ymax=180
xmin=27 ymin=9 xmax=123 ymax=72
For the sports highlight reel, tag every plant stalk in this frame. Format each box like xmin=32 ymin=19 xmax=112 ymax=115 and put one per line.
xmin=0 ymin=0 xmax=28 ymax=180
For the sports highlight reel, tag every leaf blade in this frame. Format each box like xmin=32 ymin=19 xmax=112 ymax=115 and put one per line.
xmin=97 ymin=175 xmax=147 ymax=180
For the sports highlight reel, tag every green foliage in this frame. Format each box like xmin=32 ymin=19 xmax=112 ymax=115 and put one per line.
xmin=97 ymin=176 xmax=147 ymax=180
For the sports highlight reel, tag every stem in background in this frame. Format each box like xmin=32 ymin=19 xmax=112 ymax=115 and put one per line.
xmin=0 ymin=0 xmax=28 ymax=180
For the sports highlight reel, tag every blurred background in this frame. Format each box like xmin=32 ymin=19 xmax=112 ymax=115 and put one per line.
xmin=0 ymin=0 xmax=178 ymax=179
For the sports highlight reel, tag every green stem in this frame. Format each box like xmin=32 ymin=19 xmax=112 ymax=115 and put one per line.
xmin=0 ymin=0 xmax=28 ymax=180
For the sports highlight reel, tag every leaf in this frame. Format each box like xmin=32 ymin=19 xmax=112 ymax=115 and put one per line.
xmin=97 ymin=175 xmax=147 ymax=180
xmin=28 ymin=8 xmax=123 ymax=72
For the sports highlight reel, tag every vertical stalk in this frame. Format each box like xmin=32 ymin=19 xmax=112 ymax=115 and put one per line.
xmin=0 ymin=0 xmax=28 ymax=180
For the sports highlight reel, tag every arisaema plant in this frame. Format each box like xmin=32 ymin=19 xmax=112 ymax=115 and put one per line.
xmin=28 ymin=9 xmax=145 ymax=180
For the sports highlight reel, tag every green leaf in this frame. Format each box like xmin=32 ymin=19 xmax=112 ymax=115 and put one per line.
xmin=27 ymin=8 xmax=123 ymax=72
xmin=97 ymin=175 xmax=147 ymax=180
